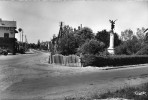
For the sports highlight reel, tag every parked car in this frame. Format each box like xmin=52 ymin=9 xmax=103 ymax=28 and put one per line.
xmin=0 ymin=47 xmax=8 ymax=55
xmin=0 ymin=48 xmax=3 ymax=54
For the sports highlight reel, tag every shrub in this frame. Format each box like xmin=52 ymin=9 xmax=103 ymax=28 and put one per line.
xmin=136 ymin=45 xmax=148 ymax=55
xmin=115 ymin=37 xmax=143 ymax=55
xmin=83 ymin=54 xmax=148 ymax=67
xmin=80 ymin=39 xmax=105 ymax=55
xmin=115 ymin=43 xmax=129 ymax=55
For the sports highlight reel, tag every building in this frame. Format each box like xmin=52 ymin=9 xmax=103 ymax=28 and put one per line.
xmin=0 ymin=18 xmax=18 ymax=54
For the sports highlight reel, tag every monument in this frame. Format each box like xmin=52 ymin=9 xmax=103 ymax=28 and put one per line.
xmin=108 ymin=19 xmax=117 ymax=54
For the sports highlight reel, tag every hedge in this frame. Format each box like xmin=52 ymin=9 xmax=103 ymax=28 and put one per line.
xmin=83 ymin=54 xmax=148 ymax=67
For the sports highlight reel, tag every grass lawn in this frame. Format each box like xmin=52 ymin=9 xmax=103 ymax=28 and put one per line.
xmin=65 ymin=83 xmax=148 ymax=100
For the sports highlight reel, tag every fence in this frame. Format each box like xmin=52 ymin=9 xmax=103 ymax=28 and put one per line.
xmin=49 ymin=53 xmax=81 ymax=67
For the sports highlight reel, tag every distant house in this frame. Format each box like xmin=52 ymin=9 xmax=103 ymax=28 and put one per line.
xmin=40 ymin=41 xmax=50 ymax=50
xmin=0 ymin=18 xmax=18 ymax=54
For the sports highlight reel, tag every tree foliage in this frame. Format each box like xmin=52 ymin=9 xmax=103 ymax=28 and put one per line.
xmin=115 ymin=35 xmax=142 ymax=55
xmin=57 ymin=25 xmax=78 ymax=55
xmin=56 ymin=26 xmax=95 ymax=55
xmin=115 ymin=27 xmax=148 ymax=55
xmin=95 ymin=30 xmax=109 ymax=48
xmin=37 ymin=39 xmax=40 ymax=49
xmin=58 ymin=33 xmax=78 ymax=55
xmin=95 ymin=29 xmax=121 ymax=48
xmin=145 ymin=29 xmax=148 ymax=43
xmin=136 ymin=45 xmax=148 ymax=55
xmin=121 ymin=29 xmax=133 ymax=41
xmin=75 ymin=27 xmax=95 ymax=47
xmin=51 ymin=22 xmax=148 ymax=56
xmin=80 ymin=39 xmax=105 ymax=55
xmin=136 ymin=27 xmax=146 ymax=41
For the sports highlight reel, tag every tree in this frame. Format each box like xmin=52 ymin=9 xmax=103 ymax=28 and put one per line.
xmin=95 ymin=29 xmax=121 ymax=48
xmin=121 ymin=29 xmax=133 ymax=41
xmin=144 ymin=28 xmax=148 ymax=43
xmin=37 ymin=40 xmax=40 ymax=49
xmin=80 ymin=39 xmax=105 ymax=55
xmin=115 ymin=35 xmax=143 ymax=55
xmin=114 ymin=33 xmax=122 ymax=47
xmin=136 ymin=45 xmax=148 ymax=55
xmin=58 ymin=32 xmax=78 ymax=55
xmin=57 ymin=24 xmax=73 ymax=40
xmin=56 ymin=24 xmax=78 ymax=55
xmin=115 ymin=28 xmax=148 ymax=55
xmin=75 ymin=27 xmax=95 ymax=47
xmin=136 ymin=27 xmax=146 ymax=41
xmin=135 ymin=27 xmax=148 ymax=45
xmin=18 ymin=28 xmax=22 ymax=33
xmin=95 ymin=30 xmax=109 ymax=48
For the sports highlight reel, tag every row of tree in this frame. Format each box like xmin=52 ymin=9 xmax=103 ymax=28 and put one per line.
xmin=50 ymin=23 xmax=121 ymax=55
xmin=28 ymin=40 xmax=49 ymax=50
xmin=116 ymin=27 xmax=148 ymax=55
xmin=50 ymin=22 xmax=148 ymax=56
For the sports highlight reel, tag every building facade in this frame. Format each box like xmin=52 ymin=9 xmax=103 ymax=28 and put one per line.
xmin=0 ymin=18 xmax=18 ymax=54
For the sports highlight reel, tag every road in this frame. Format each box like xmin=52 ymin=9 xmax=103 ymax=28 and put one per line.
xmin=0 ymin=50 xmax=148 ymax=100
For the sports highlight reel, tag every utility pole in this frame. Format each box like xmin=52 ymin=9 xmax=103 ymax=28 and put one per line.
xmin=20 ymin=31 xmax=21 ymax=42
xmin=22 ymin=30 xmax=23 ymax=43
xmin=25 ymin=35 xmax=27 ymax=43
xmin=25 ymin=35 xmax=27 ymax=51
xmin=80 ymin=24 xmax=82 ymax=29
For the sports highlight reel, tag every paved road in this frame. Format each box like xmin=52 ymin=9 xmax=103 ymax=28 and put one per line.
xmin=0 ymin=50 xmax=148 ymax=100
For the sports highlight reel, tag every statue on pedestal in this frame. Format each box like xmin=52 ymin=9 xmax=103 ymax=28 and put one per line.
xmin=108 ymin=19 xmax=117 ymax=55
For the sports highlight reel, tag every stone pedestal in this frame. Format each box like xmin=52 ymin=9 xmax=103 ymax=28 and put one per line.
xmin=108 ymin=31 xmax=115 ymax=55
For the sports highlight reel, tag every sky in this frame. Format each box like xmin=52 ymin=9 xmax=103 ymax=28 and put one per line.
xmin=0 ymin=0 xmax=148 ymax=43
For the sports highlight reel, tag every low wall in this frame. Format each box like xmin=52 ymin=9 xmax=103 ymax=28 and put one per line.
xmin=49 ymin=54 xmax=81 ymax=67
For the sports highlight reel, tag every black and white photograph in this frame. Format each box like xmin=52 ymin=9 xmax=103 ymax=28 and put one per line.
xmin=0 ymin=0 xmax=148 ymax=100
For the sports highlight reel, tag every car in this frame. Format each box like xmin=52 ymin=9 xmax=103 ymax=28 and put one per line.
xmin=0 ymin=48 xmax=3 ymax=54
xmin=3 ymin=49 xmax=8 ymax=55
xmin=0 ymin=47 xmax=8 ymax=55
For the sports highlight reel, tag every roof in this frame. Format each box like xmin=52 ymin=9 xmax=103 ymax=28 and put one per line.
xmin=0 ymin=18 xmax=16 ymax=27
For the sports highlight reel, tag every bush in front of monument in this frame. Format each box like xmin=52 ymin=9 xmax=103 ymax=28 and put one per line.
xmin=80 ymin=39 xmax=105 ymax=55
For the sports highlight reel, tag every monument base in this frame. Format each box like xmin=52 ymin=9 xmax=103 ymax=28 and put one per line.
xmin=107 ymin=47 xmax=115 ymax=55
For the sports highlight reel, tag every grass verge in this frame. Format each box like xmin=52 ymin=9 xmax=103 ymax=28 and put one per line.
xmin=65 ymin=83 xmax=148 ymax=100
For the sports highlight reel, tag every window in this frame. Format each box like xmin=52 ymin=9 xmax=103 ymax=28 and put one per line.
xmin=4 ymin=33 xmax=9 ymax=38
